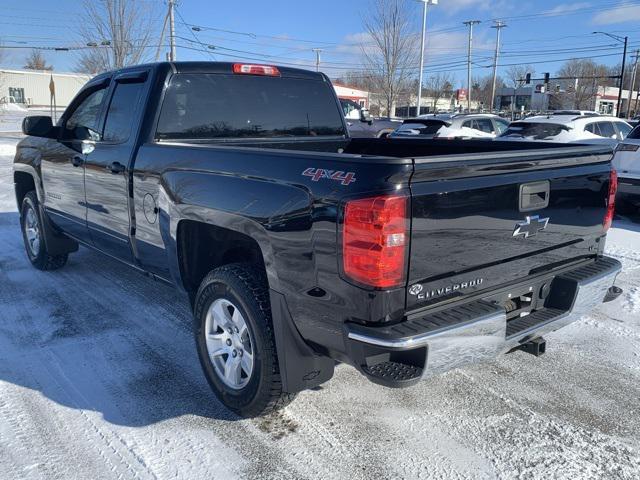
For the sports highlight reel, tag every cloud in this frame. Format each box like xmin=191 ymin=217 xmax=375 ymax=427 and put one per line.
xmin=439 ymin=0 xmax=513 ymax=16
xmin=544 ymin=2 xmax=591 ymax=15
xmin=593 ymin=2 xmax=640 ymax=24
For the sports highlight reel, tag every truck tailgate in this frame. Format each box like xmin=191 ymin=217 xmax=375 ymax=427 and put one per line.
xmin=407 ymin=146 xmax=613 ymax=310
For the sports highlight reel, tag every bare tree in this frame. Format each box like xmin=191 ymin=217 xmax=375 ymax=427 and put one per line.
xmin=361 ymin=0 xmax=418 ymax=116
xmin=472 ymin=75 xmax=503 ymax=111
xmin=557 ymin=59 xmax=610 ymax=109
xmin=24 ymin=49 xmax=53 ymax=70
xmin=76 ymin=0 xmax=159 ymax=74
xmin=424 ymin=72 xmax=454 ymax=111
xmin=505 ymin=65 xmax=536 ymax=88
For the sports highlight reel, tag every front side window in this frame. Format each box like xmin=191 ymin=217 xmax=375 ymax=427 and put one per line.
xmin=494 ymin=118 xmax=509 ymax=134
xmin=103 ymin=82 xmax=145 ymax=143
xmin=474 ymin=119 xmax=495 ymax=133
xmin=64 ymin=87 xmax=108 ymax=139
xmin=616 ymin=122 xmax=632 ymax=139
xmin=596 ymin=121 xmax=617 ymax=138
xmin=156 ymin=74 xmax=346 ymax=140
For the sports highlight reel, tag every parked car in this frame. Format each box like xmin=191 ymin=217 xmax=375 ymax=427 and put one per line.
xmin=15 ymin=61 xmax=622 ymax=418
xmin=613 ymin=124 xmax=640 ymax=209
xmin=339 ymin=98 xmax=401 ymax=138
xmin=497 ymin=114 xmax=632 ymax=146
xmin=390 ymin=113 xmax=509 ymax=139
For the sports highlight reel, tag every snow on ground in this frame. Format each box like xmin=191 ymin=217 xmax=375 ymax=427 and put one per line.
xmin=0 ymin=108 xmax=52 ymax=134
xmin=0 ymin=134 xmax=639 ymax=480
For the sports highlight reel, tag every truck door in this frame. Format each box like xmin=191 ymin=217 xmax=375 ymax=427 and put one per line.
xmin=41 ymin=81 xmax=110 ymax=243
xmin=83 ymin=70 xmax=149 ymax=263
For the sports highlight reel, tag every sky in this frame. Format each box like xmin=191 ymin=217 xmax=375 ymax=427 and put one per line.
xmin=3 ymin=0 xmax=640 ymax=87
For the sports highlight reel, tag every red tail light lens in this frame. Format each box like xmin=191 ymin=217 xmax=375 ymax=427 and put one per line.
xmin=232 ymin=64 xmax=280 ymax=76
xmin=343 ymin=195 xmax=408 ymax=288
xmin=604 ymin=169 xmax=618 ymax=231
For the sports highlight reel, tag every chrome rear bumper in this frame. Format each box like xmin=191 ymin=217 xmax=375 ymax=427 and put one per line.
xmin=346 ymin=256 xmax=621 ymax=386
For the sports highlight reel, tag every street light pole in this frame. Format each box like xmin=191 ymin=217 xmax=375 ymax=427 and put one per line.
xmin=464 ymin=20 xmax=481 ymax=113
xmin=490 ymin=20 xmax=506 ymax=113
xmin=168 ymin=0 xmax=177 ymax=62
xmin=417 ymin=0 xmax=437 ymax=117
xmin=312 ymin=48 xmax=323 ymax=72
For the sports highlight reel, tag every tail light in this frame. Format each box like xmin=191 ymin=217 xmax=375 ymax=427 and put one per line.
xmin=233 ymin=64 xmax=280 ymax=76
xmin=615 ymin=143 xmax=639 ymax=152
xmin=343 ymin=195 xmax=408 ymax=288
xmin=604 ymin=169 xmax=618 ymax=231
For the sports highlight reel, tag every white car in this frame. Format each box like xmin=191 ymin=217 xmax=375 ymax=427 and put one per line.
xmin=613 ymin=125 xmax=640 ymax=209
xmin=497 ymin=114 xmax=632 ymax=146
xmin=390 ymin=114 xmax=509 ymax=139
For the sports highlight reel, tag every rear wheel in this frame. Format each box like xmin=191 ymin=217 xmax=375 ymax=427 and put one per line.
xmin=20 ymin=191 xmax=68 ymax=271
xmin=194 ymin=263 xmax=296 ymax=417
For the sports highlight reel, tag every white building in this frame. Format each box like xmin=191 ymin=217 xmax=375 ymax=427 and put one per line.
xmin=333 ymin=83 xmax=370 ymax=108
xmin=0 ymin=69 xmax=91 ymax=108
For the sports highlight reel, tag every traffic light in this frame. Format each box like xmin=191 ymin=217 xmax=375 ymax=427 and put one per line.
xmin=525 ymin=73 xmax=531 ymax=84
xmin=544 ymin=72 xmax=550 ymax=84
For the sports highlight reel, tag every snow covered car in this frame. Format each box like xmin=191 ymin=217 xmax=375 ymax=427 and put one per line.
xmin=390 ymin=114 xmax=509 ymax=140
xmin=613 ymin=125 xmax=640 ymax=209
xmin=497 ymin=114 xmax=632 ymax=146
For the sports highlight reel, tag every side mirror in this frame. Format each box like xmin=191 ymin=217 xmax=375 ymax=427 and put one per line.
xmin=360 ymin=109 xmax=373 ymax=123
xmin=22 ymin=116 xmax=57 ymax=139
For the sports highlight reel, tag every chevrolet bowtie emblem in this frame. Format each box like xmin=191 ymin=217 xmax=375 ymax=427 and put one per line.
xmin=513 ymin=215 xmax=550 ymax=238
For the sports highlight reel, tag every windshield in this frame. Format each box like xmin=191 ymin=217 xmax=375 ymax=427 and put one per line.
xmin=500 ymin=122 xmax=569 ymax=140
xmin=156 ymin=74 xmax=346 ymax=140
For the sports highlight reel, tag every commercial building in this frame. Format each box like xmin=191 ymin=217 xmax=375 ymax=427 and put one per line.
xmin=333 ymin=84 xmax=370 ymax=109
xmin=0 ymin=69 xmax=91 ymax=109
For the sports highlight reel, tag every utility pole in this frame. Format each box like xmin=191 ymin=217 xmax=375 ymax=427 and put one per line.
xmin=168 ymin=0 xmax=177 ymax=62
xmin=464 ymin=20 xmax=481 ymax=113
xmin=593 ymin=32 xmax=627 ymax=117
xmin=416 ymin=0 xmax=438 ymax=117
xmin=312 ymin=48 xmax=322 ymax=72
xmin=619 ymin=36 xmax=628 ymax=117
xmin=490 ymin=20 xmax=506 ymax=113
xmin=627 ymin=49 xmax=640 ymax=118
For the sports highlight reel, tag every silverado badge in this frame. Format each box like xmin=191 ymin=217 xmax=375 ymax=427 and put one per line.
xmin=513 ymin=215 xmax=550 ymax=239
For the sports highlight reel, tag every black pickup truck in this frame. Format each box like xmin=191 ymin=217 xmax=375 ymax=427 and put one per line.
xmin=14 ymin=62 xmax=622 ymax=417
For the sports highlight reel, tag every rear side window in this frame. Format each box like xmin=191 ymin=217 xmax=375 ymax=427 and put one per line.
xmin=103 ymin=82 xmax=145 ymax=143
xmin=156 ymin=74 xmax=346 ymax=139
xmin=500 ymin=122 xmax=568 ymax=140
xmin=396 ymin=121 xmax=445 ymax=135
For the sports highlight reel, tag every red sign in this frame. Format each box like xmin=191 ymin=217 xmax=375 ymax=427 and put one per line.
xmin=456 ymin=89 xmax=467 ymax=101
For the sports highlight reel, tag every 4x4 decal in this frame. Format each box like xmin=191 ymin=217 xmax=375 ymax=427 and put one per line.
xmin=302 ymin=168 xmax=356 ymax=186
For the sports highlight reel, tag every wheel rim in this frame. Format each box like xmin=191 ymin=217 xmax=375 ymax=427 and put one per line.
xmin=23 ymin=204 xmax=40 ymax=257
xmin=204 ymin=298 xmax=254 ymax=390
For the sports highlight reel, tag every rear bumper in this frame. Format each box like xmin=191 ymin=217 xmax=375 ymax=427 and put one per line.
xmin=345 ymin=256 xmax=621 ymax=387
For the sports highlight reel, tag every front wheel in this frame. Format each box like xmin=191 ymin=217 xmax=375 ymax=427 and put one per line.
xmin=194 ymin=263 xmax=296 ymax=417
xmin=20 ymin=191 xmax=68 ymax=271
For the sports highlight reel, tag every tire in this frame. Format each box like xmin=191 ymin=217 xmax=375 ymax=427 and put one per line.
xmin=194 ymin=263 xmax=296 ymax=417
xmin=20 ymin=191 xmax=68 ymax=271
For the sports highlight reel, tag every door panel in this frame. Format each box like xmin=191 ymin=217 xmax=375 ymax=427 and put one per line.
xmin=41 ymin=85 xmax=109 ymax=242
xmin=84 ymin=75 xmax=148 ymax=262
